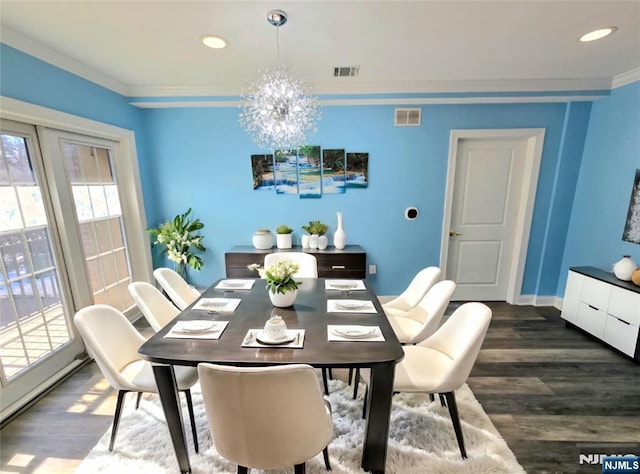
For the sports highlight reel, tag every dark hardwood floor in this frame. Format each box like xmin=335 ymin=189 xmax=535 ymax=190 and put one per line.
xmin=1 ymin=302 xmax=639 ymax=473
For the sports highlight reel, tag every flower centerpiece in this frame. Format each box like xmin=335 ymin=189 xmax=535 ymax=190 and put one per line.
xmin=248 ymin=259 xmax=301 ymax=307
xmin=148 ymin=208 xmax=206 ymax=281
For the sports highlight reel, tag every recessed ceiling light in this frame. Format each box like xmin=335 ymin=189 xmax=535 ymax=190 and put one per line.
xmin=201 ymin=35 xmax=227 ymax=49
xmin=578 ymin=27 xmax=617 ymax=42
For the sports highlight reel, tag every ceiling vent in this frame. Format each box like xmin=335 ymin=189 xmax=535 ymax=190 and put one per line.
xmin=333 ymin=66 xmax=360 ymax=77
xmin=394 ymin=108 xmax=422 ymax=127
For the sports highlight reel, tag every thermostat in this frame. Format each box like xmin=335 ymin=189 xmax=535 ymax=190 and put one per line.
xmin=405 ymin=207 xmax=419 ymax=220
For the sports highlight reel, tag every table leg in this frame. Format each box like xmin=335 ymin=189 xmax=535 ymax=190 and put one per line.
xmin=361 ymin=363 xmax=395 ymax=474
xmin=152 ymin=364 xmax=191 ymax=474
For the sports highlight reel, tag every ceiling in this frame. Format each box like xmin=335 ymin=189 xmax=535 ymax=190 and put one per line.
xmin=1 ymin=1 xmax=639 ymax=97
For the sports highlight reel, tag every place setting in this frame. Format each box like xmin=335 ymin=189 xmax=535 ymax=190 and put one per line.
xmin=325 ymin=279 xmax=366 ymax=291
xmin=327 ymin=299 xmax=377 ymax=313
xmin=214 ymin=279 xmax=255 ymax=290
xmin=327 ymin=324 xmax=384 ymax=342
xmin=241 ymin=315 xmax=305 ymax=348
xmin=192 ymin=297 xmax=241 ymax=312
xmin=164 ymin=319 xmax=229 ymax=339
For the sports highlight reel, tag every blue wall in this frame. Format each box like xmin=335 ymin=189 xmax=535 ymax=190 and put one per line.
xmin=142 ymin=102 xmax=592 ymax=295
xmin=558 ymin=81 xmax=640 ymax=294
xmin=5 ymin=42 xmax=636 ymax=298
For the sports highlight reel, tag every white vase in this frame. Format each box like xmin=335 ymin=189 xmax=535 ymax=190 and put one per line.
xmin=268 ymin=289 xmax=297 ymax=308
xmin=318 ymin=235 xmax=329 ymax=250
xmin=301 ymin=234 xmax=311 ymax=249
xmin=333 ymin=211 xmax=346 ymax=250
xmin=612 ymin=255 xmax=637 ymax=281
xmin=252 ymin=229 xmax=273 ymax=249
xmin=309 ymin=234 xmax=319 ymax=249
xmin=276 ymin=233 xmax=292 ymax=249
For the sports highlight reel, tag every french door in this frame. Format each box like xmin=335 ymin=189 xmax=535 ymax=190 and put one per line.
xmin=0 ymin=119 xmax=137 ymax=416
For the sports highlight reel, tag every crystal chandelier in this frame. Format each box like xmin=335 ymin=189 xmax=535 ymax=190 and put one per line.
xmin=239 ymin=10 xmax=321 ymax=150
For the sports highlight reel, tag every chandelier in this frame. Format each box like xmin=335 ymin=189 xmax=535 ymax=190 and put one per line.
xmin=239 ymin=10 xmax=321 ymax=150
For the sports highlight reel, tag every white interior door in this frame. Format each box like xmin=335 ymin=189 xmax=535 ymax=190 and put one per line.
xmin=442 ymin=130 xmax=544 ymax=302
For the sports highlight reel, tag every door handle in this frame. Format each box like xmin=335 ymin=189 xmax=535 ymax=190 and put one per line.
xmin=449 ymin=230 xmax=462 ymax=237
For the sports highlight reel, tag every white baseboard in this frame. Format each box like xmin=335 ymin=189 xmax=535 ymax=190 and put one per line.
xmin=513 ymin=295 xmax=560 ymax=307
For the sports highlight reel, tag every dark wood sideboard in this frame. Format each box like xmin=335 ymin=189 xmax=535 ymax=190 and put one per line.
xmin=225 ymin=245 xmax=367 ymax=279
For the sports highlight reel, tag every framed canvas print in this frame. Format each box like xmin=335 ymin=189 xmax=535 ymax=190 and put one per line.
xmin=251 ymin=154 xmax=274 ymax=191
xmin=322 ymin=149 xmax=346 ymax=194
xmin=274 ymin=149 xmax=299 ymax=194
xmin=346 ymin=152 xmax=368 ymax=188
xmin=298 ymin=145 xmax=321 ymax=198
xmin=622 ymin=169 xmax=640 ymax=244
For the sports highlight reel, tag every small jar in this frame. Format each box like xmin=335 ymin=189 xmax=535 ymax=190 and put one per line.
xmin=252 ymin=229 xmax=274 ymax=250
xmin=612 ymin=255 xmax=637 ymax=281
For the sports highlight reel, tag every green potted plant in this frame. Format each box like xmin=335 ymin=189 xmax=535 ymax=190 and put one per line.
xmin=147 ymin=208 xmax=205 ymax=281
xmin=302 ymin=220 xmax=329 ymax=249
xmin=275 ymin=224 xmax=293 ymax=249
xmin=247 ymin=260 xmax=301 ymax=307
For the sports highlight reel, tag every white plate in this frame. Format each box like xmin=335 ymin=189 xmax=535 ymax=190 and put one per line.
xmin=174 ymin=320 xmax=216 ymax=333
xmin=256 ymin=331 xmax=295 ymax=345
xmin=333 ymin=327 xmax=375 ymax=339
xmin=335 ymin=300 xmax=370 ymax=310
xmin=329 ymin=282 xmax=358 ymax=290
xmin=220 ymin=280 xmax=246 ymax=288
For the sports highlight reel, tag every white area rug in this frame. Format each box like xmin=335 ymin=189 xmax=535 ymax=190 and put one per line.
xmin=75 ymin=378 xmax=525 ymax=474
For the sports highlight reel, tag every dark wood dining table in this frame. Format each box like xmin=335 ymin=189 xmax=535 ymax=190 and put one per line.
xmin=138 ymin=277 xmax=404 ymax=474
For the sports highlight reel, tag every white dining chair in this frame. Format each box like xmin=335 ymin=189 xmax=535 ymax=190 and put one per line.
xmin=197 ymin=363 xmax=333 ymax=473
xmin=263 ymin=252 xmax=318 ymax=278
xmin=128 ymin=281 xmax=180 ymax=332
xmin=153 ymin=267 xmax=201 ymax=310
xmin=382 ymin=266 xmax=441 ymax=318
xmin=360 ymin=302 xmax=492 ymax=459
xmin=74 ymin=304 xmax=199 ymax=452
xmin=387 ymin=280 xmax=456 ymax=344
xmin=352 ymin=280 xmax=456 ymax=399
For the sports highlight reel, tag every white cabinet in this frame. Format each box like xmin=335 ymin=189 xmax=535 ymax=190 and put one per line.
xmin=561 ymin=267 xmax=640 ymax=361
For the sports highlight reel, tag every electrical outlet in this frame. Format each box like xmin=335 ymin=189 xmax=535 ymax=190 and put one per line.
xmin=369 ymin=264 xmax=377 ymax=274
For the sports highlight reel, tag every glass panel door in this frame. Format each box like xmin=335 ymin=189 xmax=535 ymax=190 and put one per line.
xmin=0 ymin=121 xmax=82 ymax=411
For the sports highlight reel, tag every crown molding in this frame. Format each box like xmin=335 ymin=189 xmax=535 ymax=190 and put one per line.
xmin=0 ymin=26 xmax=128 ymax=95
xmin=612 ymin=67 xmax=640 ymax=89
xmin=3 ymin=25 xmax=636 ymax=99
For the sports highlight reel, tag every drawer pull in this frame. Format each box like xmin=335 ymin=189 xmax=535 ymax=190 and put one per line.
xmin=588 ymin=304 xmax=599 ymax=311
xmin=616 ymin=317 xmax=631 ymax=326
xmin=331 ymin=265 xmax=346 ymax=269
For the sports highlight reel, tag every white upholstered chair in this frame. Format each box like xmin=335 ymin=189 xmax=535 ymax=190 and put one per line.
xmin=74 ymin=304 xmax=199 ymax=452
xmin=197 ymin=363 xmax=333 ymax=474
xmin=361 ymin=302 xmax=492 ymax=459
xmin=387 ymin=279 xmax=456 ymax=344
xmin=153 ymin=267 xmax=201 ymax=310
xmin=128 ymin=281 xmax=180 ymax=332
xmin=382 ymin=266 xmax=441 ymax=318
xmin=263 ymin=252 xmax=319 ymax=278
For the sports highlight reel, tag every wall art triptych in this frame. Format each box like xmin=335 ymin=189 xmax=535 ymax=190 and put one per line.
xmin=251 ymin=146 xmax=368 ymax=198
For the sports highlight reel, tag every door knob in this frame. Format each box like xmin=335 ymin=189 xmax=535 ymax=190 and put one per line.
xmin=449 ymin=230 xmax=462 ymax=237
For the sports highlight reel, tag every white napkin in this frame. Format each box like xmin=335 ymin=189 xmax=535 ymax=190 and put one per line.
xmin=327 ymin=299 xmax=377 ymax=313
xmin=327 ymin=325 xmax=384 ymax=342
xmin=165 ymin=320 xmax=229 ymax=339
xmin=214 ymin=279 xmax=255 ymax=290
xmin=325 ymin=279 xmax=366 ymax=291
xmin=192 ymin=298 xmax=241 ymax=312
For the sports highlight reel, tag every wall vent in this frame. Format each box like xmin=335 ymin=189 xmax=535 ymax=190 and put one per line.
xmin=395 ymin=108 xmax=422 ymax=126
xmin=333 ymin=66 xmax=360 ymax=77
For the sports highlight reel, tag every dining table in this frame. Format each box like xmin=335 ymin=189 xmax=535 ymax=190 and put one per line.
xmin=138 ymin=277 xmax=405 ymax=474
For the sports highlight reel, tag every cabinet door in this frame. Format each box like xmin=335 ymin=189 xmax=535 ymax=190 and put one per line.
xmin=580 ymin=277 xmax=611 ymax=311
xmin=603 ymin=315 xmax=639 ymax=357
xmin=577 ymin=302 xmax=607 ymax=338
xmin=561 ymin=271 xmax=584 ymax=324
xmin=608 ymin=287 xmax=640 ymax=326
